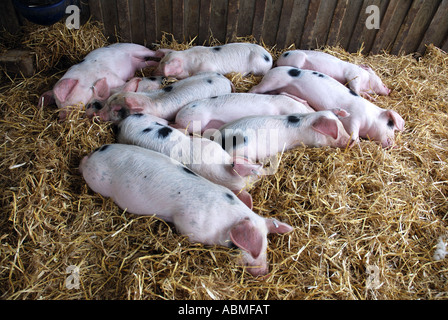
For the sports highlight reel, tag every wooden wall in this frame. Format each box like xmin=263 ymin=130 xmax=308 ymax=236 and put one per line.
xmin=1 ymin=0 xmax=448 ymax=54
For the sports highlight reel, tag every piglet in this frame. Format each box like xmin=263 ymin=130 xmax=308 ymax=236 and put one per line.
xmin=79 ymin=144 xmax=293 ymax=276
xmin=116 ymin=113 xmax=261 ymax=208
xmin=85 ymin=76 xmax=164 ymax=118
xmin=174 ymin=92 xmax=314 ymax=133
xmin=276 ymin=50 xmax=391 ymax=99
xmin=215 ymin=110 xmax=351 ymax=162
xmin=249 ymin=67 xmax=404 ymax=148
xmin=156 ymin=43 xmax=273 ymax=79
xmin=96 ymin=72 xmax=233 ymax=122
xmin=38 ymin=43 xmax=160 ymax=120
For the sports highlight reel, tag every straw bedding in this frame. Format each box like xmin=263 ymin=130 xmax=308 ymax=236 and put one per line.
xmin=1 ymin=22 xmax=447 ymax=300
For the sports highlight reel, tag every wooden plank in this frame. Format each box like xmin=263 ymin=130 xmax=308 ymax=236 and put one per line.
xmin=312 ymin=0 xmax=338 ymax=48
xmin=392 ymin=0 xmax=441 ymax=55
xmin=226 ymin=0 xmax=240 ymax=42
xmin=116 ymin=0 xmax=132 ymax=42
xmin=442 ymin=36 xmax=448 ymax=52
xmin=172 ymin=0 xmax=185 ymax=42
xmin=261 ymin=0 xmax=283 ymax=46
xmin=348 ymin=0 xmax=386 ymax=54
xmin=155 ymin=0 xmax=173 ymax=40
xmin=417 ymin=0 xmax=448 ymax=53
xmin=370 ymin=0 xmax=412 ymax=54
xmin=301 ymin=0 xmax=338 ymax=49
xmin=335 ymin=0 xmax=364 ymax=50
xmin=300 ymin=0 xmax=321 ymax=49
xmin=88 ymin=0 xmax=103 ymax=23
xmin=237 ymin=0 xmax=256 ymax=37
xmin=129 ymin=0 xmax=146 ymax=44
xmin=275 ymin=0 xmax=295 ymax=49
xmin=0 ymin=0 xmax=21 ymax=34
xmin=198 ymin=0 xmax=212 ymax=44
xmin=210 ymin=0 xmax=228 ymax=42
xmin=251 ymin=0 xmax=267 ymax=42
xmin=144 ymin=0 xmax=157 ymax=46
xmin=100 ymin=0 xmax=119 ymax=42
xmin=326 ymin=0 xmax=350 ymax=47
xmin=285 ymin=0 xmax=311 ymax=48
xmin=184 ymin=0 xmax=200 ymax=42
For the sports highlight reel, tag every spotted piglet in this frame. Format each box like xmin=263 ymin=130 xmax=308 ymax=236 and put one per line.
xmin=215 ymin=110 xmax=351 ymax=163
xmin=156 ymin=43 xmax=273 ymax=79
xmin=79 ymin=144 xmax=293 ymax=276
xmin=85 ymin=76 xmax=164 ymax=118
xmin=276 ymin=50 xmax=391 ymax=99
xmin=116 ymin=113 xmax=261 ymax=208
xmin=174 ymin=92 xmax=314 ymax=133
xmin=39 ymin=43 xmax=160 ymax=120
xmin=96 ymin=72 xmax=233 ymax=122
xmin=250 ymin=67 xmax=405 ymax=148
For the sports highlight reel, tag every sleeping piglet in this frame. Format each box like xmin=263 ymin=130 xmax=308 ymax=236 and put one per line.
xmin=79 ymin=144 xmax=293 ymax=276
xmin=156 ymin=43 xmax=273 ymax=79
xmin=174 ymin=92 xmax=314 ymax=133
xmin=249 ymin=67 xmax=405 ymax=148
xmin=215 ymin=110 xmax=351 ymax=162
xmin=276 ymin=50 xmax=391 ymax=99
xmin=116 ymin=113 xmax=262 ymax=208
xmin=85 ymin=76 xmax=164 ymax=118
xmin=96 ymin=72 xmax=233 ymax=122
xmin=38 ymin=43 xmax=160 ymax=120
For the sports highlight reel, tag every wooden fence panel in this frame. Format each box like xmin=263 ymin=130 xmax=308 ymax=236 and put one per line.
xmin=1 ymin=0 xmax=447 ymax=55
xmin=184 ymin=0 xmax=200 ymax=42
xmin=391 ymin=0 xmax=441 ymax=55
xmin=417 ymin=0 xmax=448 ymax=53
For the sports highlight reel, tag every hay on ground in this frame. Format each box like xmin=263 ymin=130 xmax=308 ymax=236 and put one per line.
xmin=0 ymin=22 xmax=447 ymax=300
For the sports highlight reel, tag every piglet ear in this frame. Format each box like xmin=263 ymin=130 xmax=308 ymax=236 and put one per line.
xmin=359 ymin=64 xmax=372 ymax=71
xmin=386 ymin=110 xmax=405 ymax=131
xmin=124 ymin=96 xmax=145 ymax=113
xmin=122 ymin=78 xmax=142 ymax=93
xmin=53 ymin=78 xmax=78 ymax=103
xmin=93 ymin=78 xmax=110 ymax=100
xmin=266 ymin=219 xmax=294 ymax=234
xmin=163 ymin=57 xmax=183 ymax=77
xmin=312 ymin=117 xmax=339 ymax=140
xmin=331 ymin=108 xmax=350 ymax=119
xmin=38 ymin=90 xmax=55 ymax=107
xmin=232 ymin=190 xmax=253 ymax=209
xmin=230 ymin=218 xmax=263 ymax=259
xmin=232 ymin=157 xmax=262 ymax=177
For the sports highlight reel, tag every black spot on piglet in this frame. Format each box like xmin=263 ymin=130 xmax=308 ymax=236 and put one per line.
xmin=225 ymin=193 xmax=236 ymax=203
xmin=283 ymin=52 xmax=290 ymax=57
xmin=142 ymin=127 xmax=153 ymax=133
xmin=163 ymin=86 xmax=173 ymax=93
xmin=183 ymin=167 xmax=198 ymax=177
xmin=213 ymin=46 xmax=222 ymax=52
xmin=158 ymin=126 xmax=173 ymax=138
xmin=287 ymin=115 xmax=302 ymax=125
xmin=349 ymin=89 xmax=359 ymax=97
xmin=288 ymin=68 xmax=301 ymax=77
xmin=387 ymin=119 xmax=395 ymax=129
